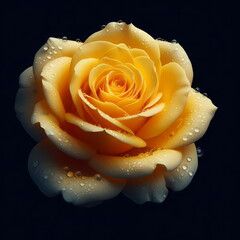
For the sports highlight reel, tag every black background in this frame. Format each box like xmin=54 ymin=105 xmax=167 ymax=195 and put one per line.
xmin=2 ymin=1 xmax=237 ymax=239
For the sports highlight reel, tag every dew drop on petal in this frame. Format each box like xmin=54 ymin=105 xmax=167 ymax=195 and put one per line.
xmin=186 ymin=157 xmax=192 ymax=162
xmin=197 ymin=147 xmax=204 ymax=157
xmin=47 ymin=55 xmax=52 ymax=60
xmin=195 ymin=87 xmax=201 ymax=92
xmin=189 ymin=171 xmax=193 ymax=177
xmin=182 ymin=136 xmax=188 ymax=141
xmin=182 ymin=165 xmax=187 ymax=170
xmin=66 ymin=171 xmax=74 ymax=178
xmin=80 ymin=183 xmax=85 ymax=187
xmin=43 ymin=46 xmax=48 ymax=51
xmin=33 ymin=160 xmax=39 ymax=168
xmin=74 ymin=171 xmax=82 ymax=177
xmin=62 ymin=36 xmax=68 ymax=41
xmin=63 ymin=166 xmax=70 ymax=172
xmin=194 ymin=128 xmax=200 ymax=133
xmin=101 ymin=25 xmax=106 ymax=29
xmin=58 ymin=45 xmax=63 ymax=50
xmin=95 ymin=174 xmax=102 ymax=181
xmin=44 ymin=175 xmax=48 ymax=180
xmin=76 ymin=38 xmax=81 ymax=42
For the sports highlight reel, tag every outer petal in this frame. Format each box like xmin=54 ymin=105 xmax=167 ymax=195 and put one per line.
xmin=138 ymin=62 xmax=190 ymax=139
xmin=33 ymin=37 xmax=81 ymax=82
xmin=165 ymin=144 xmax=198 ymax=191
xmin=123 ymin=165 xmax=168 ymax=204
xmin=31 ymin=100 xmax=93 ymax=159
xmin=89 ymin=149 xmax=182 ymax=178
xmin=15 ymin=67 xmax=45 ymax=141
xmin=157 ymin=40 xmax=193 ymax=83
xmin=147 ymin=89 xmax=217 ymax=149
xmin=85 ymin=22 xmax=161 ymax=72
xmin=28 ymin=139 xmax=125 ymax=206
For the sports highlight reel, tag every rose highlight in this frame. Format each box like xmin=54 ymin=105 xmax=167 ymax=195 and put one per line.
xmin=15 ymin=22 xmax=217 ymax=205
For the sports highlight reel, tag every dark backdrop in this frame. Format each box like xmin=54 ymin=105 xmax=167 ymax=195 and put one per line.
xmin=2 ymin=1 xmax=237 ymax=239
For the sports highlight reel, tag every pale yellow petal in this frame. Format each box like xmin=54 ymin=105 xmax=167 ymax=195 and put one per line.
xmin=137 ymin=62 xmax=190 ymax=139
xmin=15 ymin=67 xmax=45 ymax=141
xmin=157 ymin=40 xmax=193 ymax=83
xmin=165 ymin=144 xmax=198 ymax=191
xmin=28 ymin=139 xmax=125 ymax=205
xmin=34 ymin=37 xmax=82 ymax=82
xmin=147 ymin=89 xmax=217 ymax=149
xmin=42 ymin=80 xmax=65 ymax=122
xmin=31 ymin=100 xmax=93 ymax=159
xmin=123 ymin=165 xmax=168 ymax=204
xmin=89 ymin=148 xmax=182 ymax=178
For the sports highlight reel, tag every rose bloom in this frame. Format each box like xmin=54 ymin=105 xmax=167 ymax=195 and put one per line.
xmin=15 ymin=22 xmax=217 ymax=206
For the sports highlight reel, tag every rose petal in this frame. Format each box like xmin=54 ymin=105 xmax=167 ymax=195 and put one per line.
xmin=31 ymin=100 xmax=93 ymax=159
xmin=157 ymin=40 xmax=193 ymax=83
xmin=85 ymin=22 xmax=161 ymax=73
xmin=147 ymin=89 xmax=217 ymax=149
xmin=165 ymin=144 xmax=198 ymax=191
xmin=15 ymin=67 xmax=45 ymax=141
xmin=65 ymin=113 xmax=146 ymax=149
xmin=78 ymin=89 xmax=135 ymax=134
xmin=137 ymin=62 xmax=190 ymax=139
xmin=70 ymin=58 xmax=99 ymax=118
xmin=89 ymin=148 xmax=182 ymax=178
xmin=42 ymin=80 xmax=65 ymax=122
xmin=28 ymin=139 xmax=125 ymax=206
xmin=33 ymin=37 xmax=82 ymax=82
xmin=123 ymin=165 xmax=168 ymax=204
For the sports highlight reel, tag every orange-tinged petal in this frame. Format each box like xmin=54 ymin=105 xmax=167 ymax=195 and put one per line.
xmin=70 ymin=58 xmax=99 ymax=118
xmin=78 ymin=89 xmax=134 ymax=134
xmin=157 ymin=40 xmax=193 ymax=83
xmin=15 ymin=67 xmax=45 ymax=141
xmin=31 ymin=100 xmax=93 ymax=159
xmin=123 ymin=165 xmax=168 ymax=204
xmin=138 ymin=62 xmax=190 ymax=139
xmin=165 ymin=144 xmax=198 ymax=191
xmin=89 ymin=148 xmax=182 ymax=178
xmin=28 ymin=139 xmax=125 ymax=205
xmin=147 ymin=89 xmax=217 ymax=149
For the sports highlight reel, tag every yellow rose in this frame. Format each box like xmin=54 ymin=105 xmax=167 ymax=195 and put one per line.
xmin=15 ymin=22 xmax=217 ymax=205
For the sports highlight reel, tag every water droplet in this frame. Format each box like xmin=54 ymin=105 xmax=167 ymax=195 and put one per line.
xmin=101 ymin=25 xmax=106 ymax=29
xmin=95 ymin=174 xmax=102 ymax=181
xmin=80 ymin=183 xmax=85 ymax=187
xmin=49 ymin=130 xmax=55 ymax=136
xmin=118 ymin=20 xmax=123 ymax=24
xmin=43 ymin=46 xmax=48 ymax=51
xmin=194 ymin=127 xmax=200 ymax=133
xmin=53 ymin=50 xmax=58 ymax=54
xmin=182 ymin=165 xmax=188 ymax=170
xmin=76 ymin=38 xmax=81 ymax=42
xmin=187 ymin=157 xmax=192 ymax=162
xmin=203 ymin=92 xmax=208 ymax=97
xmin=171 ymin=39 xmax=178 ymax=43
xmin=182 ymin=136 xmax=188 ymax=141
xmin=74 ymin=171 xmax=82 ymax=177
xmin=188 ymin=131 xmax=193 ymax=136
xmin=197 ymin=147 xmax=204 ymax=157
xmin=58 ymin=45 xmax=63 ymax=50
xmin=156 ymin=37 xmax=164 ymax=41
xmin=62 ymin=187 xmax=66 ymax=191
xmin=181 ymin=57 xmax=185 ymax=62
xmin=44 ymin=175 xmax=48 ymax=179
xmin=33 ymin=160 xmax=39 ymax=168
xmin=66 ymin=171 xmax=74 ymax=178
xmin=58 ymin=138 xmax=62 ymax=142
xmin=195 ymin=87 xmax=201 ymax=92
xmin=47 ymin=55 xmax=52 ymax=60
xmin=63 ymin=166 xmax=70 ymax=172
xmin=189 ymin=171 xmax=193 ymax=177
xmin=62 ymin=36 xmax=68 ymax=41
